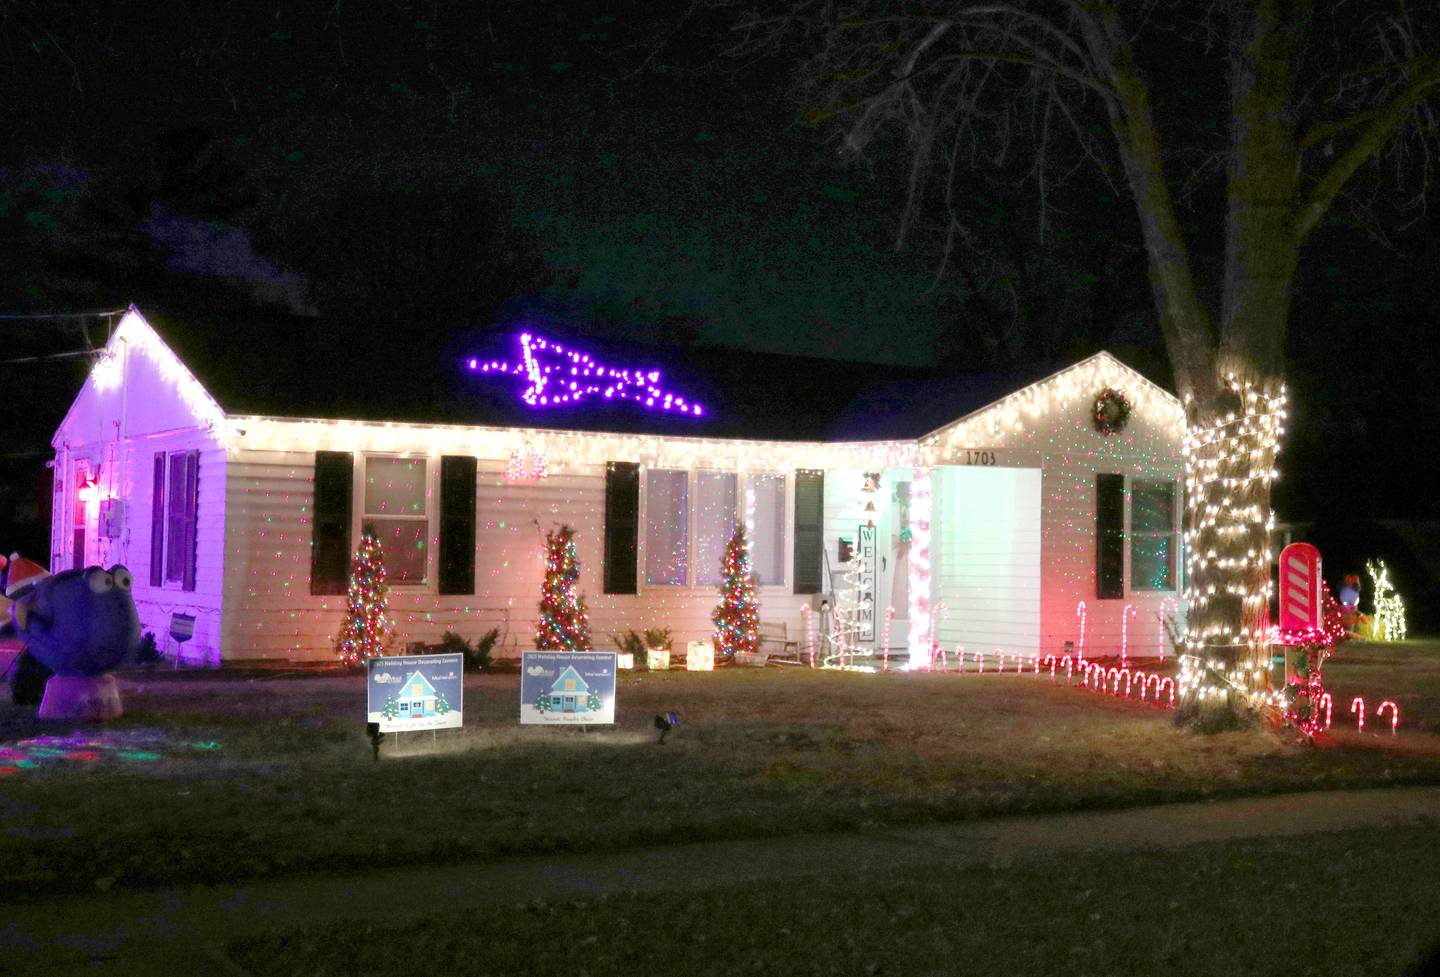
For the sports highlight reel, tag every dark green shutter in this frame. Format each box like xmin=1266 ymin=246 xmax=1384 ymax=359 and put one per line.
xmin=1096 ymin=473 xmax=1125 ymax=599
xmin=149 ymin=452 xmax=166 ymax=587
xmin=310 ymin=451 xmax=353 ymax=595
xmin=603 ymin=462 xmax=639 ymax=594
xmin=438 ymin=455 xmax=477 ymax=595
xmin=181 ymin=450 xmax=199 ymax=592
xmin=793 ymin=469 xmax=824 ymax=594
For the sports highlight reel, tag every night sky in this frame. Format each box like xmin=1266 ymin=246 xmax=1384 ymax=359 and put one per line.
xmin=1 ymin=1 xmax=1436 ymax=588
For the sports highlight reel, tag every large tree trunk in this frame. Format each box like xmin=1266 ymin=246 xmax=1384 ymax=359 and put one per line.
xmin=1174 ymin=2 xmax=1299 ymax=726
xmin=1086 ymin=1 xmax=1300 ymax=726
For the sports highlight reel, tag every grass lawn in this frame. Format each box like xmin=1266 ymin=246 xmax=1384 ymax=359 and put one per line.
xmin=2 ymin=639 xmax=1438 ymax=901
xmin=229 ymin=823 xmax=1440 ymax=977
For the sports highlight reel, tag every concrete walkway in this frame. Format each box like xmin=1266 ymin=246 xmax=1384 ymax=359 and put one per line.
xmin=5 ymin=784 xmax=1439 ymax=976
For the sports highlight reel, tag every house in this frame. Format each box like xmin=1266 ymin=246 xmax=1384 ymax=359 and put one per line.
xmin=547 ymin=665 xmax=589 ymax=713
xmin=48 ymin=306 xmax=1187 ymax=666
xmin=396 ymin=670 xmax=438 ymax=718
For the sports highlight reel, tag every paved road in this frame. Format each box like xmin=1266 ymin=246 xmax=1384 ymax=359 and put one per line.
xmin=5 ymin=784 xmax=1439 ymax=976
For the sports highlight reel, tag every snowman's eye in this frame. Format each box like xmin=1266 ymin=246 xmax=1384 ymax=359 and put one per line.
xmin=86 ymin=569 xmax=115 ymax=594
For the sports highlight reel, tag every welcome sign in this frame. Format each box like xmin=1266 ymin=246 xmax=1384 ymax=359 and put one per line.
xmin=367 ymin=654 xmax=464 ymax=733
xmin=520 ymin=651 xmax=618 ymax=725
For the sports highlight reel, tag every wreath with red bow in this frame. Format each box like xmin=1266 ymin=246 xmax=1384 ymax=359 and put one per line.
xmin=1092 ymin=387 xmax=1132 ymax=435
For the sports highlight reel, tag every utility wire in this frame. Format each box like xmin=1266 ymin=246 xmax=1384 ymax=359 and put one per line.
xmin=0 ymin=349 xmax=100 ymax=365
xmin=0 ymin=309 xmax=126 ymax=321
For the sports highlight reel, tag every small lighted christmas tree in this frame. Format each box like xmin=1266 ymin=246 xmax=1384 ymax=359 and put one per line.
xmin=712 ymin=525 xmax=760 ymax=659
xmin=334 ymin=527 xmax=398 ymax=668
xmin=828 ymin=538 xmax=871 ymax=668
xmin=535 ymin=525 xmax=593 ymax=651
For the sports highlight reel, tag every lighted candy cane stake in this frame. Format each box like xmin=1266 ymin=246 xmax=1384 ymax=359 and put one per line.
xmin=1157 ymin=677 xmax=1177 ymax=708
xmin=1157 ymin=597 xmax=1179 ymax=659
xmin=1351 ymin=696 xmax=1366 ymax=733
xmin=926 ymin=603 xmax=949 ymax=670
xmin=1075 ymin=601 xmax=1087 ymax=666
xmin=1120 ymin=604 xmax=1136 ymax=667
xmin=881 ymin=606 xmax=895 ymax=671
xmin=1377 ymin=700 xmax=1400 ymax=735
xmin=1043 ymin=655 xmax=1057 ymax=678
xmin=1317 ymin=692 xmax=1333 ymax=731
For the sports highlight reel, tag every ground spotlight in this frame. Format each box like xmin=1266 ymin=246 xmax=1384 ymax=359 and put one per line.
xmin=366 ymin=721 xmax=383 ymax=761
xmin=654 ymin=711 xmax=679 ymax=744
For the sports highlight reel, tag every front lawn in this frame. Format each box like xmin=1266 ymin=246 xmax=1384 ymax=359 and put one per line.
xmin=2 ymin=638 xmax=1438 ymax=900
xmin=230 ymin=823 xmax=1440 ymax=977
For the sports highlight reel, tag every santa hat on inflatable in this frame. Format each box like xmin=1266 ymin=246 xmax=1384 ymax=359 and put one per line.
xmin=5 ymin=554 xmax=48 ymax=598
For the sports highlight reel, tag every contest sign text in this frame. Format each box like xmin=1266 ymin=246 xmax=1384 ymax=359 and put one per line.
xmin=520 ymin=651 xmax=618 ymax=725
xmin=1279 ymin=542 xmax=1323 ymax=632
xmin=367 ymin=654 xmax=464 ymax=733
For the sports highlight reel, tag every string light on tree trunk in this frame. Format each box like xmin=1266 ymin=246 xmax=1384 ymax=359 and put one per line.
xmin=1177 ymin=375 xmax=1288 ymax=717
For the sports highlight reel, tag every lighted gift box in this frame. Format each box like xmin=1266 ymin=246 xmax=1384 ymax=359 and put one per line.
xmin=686 ymin=641 xmax=715 ymax=672
xmin=616 ymin=652 xmax=634 ymax=670
xmin=646 ymin=648 xmax=671 ymax=670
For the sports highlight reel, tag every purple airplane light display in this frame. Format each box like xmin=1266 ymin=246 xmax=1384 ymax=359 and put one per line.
xmin=467 ymin=332 xmax=706 ymax=417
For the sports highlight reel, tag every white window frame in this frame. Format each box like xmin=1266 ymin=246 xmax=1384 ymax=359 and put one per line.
xmin=1128 ymin=477 xmax=1179 ymax=593
xmin=359 ymin=454 xmax=433 ymax=588
xmin=638 ymin=468 xmax=789 ymax=591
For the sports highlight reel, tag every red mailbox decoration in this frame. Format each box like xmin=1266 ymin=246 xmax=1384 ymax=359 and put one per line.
xmin=1279 ymin=542 xmax=1323 ymax=633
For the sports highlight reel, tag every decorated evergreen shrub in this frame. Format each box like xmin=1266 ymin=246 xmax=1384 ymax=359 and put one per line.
xmin=535 ymin=525 xmax=593 ymax=651
xmin=712 ymin=525 xmax=760 ymax=658
xmin=334 ymin=527 xmax=398 ymax=668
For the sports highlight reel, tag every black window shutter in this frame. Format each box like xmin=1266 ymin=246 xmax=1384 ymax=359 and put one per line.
xmin=310 ymin=451 xmax=353 ymax=595
xmin=181 ymin=450 xmax=200 ymax=591
xmin=603 ymin=462 xmax=639 ymax=594
xmin=438 ymin=455 xmax=477 ymax=595
xmin=149 ymin=452 xmax=165 ymax=587
xmin=1096 ymin=473 xmax=1125 ymax=599
xmin=793 ymin=469 xmax=824 ymax=594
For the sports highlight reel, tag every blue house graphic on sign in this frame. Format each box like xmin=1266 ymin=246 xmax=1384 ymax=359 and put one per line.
xmin=397 ymin=670 xmax=438 ymax=719
xmin=549 ymin=665 xmax=589 ymax=713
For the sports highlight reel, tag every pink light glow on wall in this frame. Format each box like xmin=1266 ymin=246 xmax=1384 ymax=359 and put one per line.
xmin=468 ymin=332 xmax=706 ymax=416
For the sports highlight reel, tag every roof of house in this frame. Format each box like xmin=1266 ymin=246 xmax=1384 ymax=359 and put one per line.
xmin=550 ymin=665 xmax=589 ymax=691
xmin=131 ymin=306 xmax=1173 ymax=442
xmin=401 ymin=671 xmax=437 ymax=697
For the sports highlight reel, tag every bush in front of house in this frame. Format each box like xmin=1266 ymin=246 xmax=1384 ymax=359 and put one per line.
xmin=437 ymin=628 xmax=501 ymax=673
xmin=611 ymin=629 xmax=647 ymax=671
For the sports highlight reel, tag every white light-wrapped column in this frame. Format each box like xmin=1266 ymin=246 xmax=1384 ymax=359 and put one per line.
xmin=907 ymin=466 xmax=933 ymax=669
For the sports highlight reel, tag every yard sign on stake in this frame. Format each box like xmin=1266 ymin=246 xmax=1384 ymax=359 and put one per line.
xmin=367 ymin=654 xmax=464 ymax=734
xmin=520 ymin=651 xmax=618 ymax=725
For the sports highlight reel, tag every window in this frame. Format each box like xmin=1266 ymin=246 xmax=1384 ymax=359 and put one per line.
xmin=151 ymin=450 xmax=198 ymax=590
xmin=365 ymin=456 xmax=428 ymax=584
xmin=1130 ymin=480 xmax=1176 ymax=591
xmin=695 ymin=472 xmax=737 ymax=586
xmin=641 ymin=469 xmax=788 ymax=588
xmin=745 ymin=474 xmax=786 ymax=587
xmin=644 ymin=469 xmax=688 ymax=586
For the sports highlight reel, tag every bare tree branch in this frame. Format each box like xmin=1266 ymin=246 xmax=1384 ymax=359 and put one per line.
xmin=1297 ymin=58 xmax=1440 ymax=239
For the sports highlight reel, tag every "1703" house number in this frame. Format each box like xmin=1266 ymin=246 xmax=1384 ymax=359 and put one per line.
xmin=962 ymin=449 xmax=998 ymax=466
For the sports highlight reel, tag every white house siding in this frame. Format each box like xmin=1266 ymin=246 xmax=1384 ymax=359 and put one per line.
xmin=932 ymin=465 xmax=1043 ymax=657
xmin=222 ymin=450 xmax=815 ymax=661
xmin=922 ymin=357 xmax=1187 ymax=661
xmin=49 ymin=317 xmax=228 ymax=665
